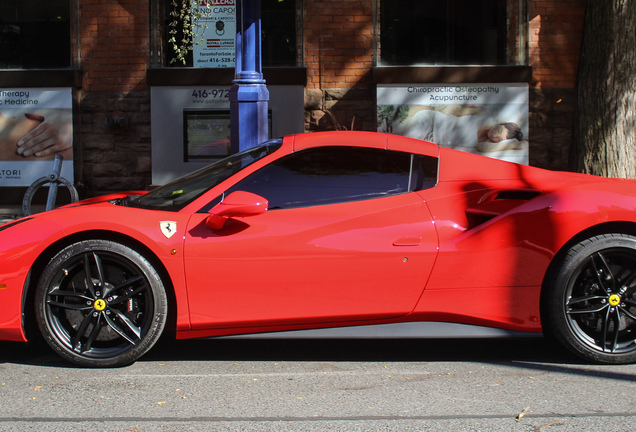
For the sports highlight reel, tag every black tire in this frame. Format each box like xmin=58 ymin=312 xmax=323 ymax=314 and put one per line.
xmin=543 ymin=234 xmax=636 ymax=364
xmin=35 ymin=240 xmax=167 ymax=367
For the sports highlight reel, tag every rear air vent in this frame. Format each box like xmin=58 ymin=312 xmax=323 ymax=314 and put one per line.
xmin=465 ymin=188 xmax=542 ymax=226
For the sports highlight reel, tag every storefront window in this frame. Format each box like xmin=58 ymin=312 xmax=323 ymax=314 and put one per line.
xmin=377 ymin=0 xmax=528 ymax=66
xmin=0 ymin=0 xmax=71 ymax=69
xmin=153 ymin=0 xmax=299 ymax=68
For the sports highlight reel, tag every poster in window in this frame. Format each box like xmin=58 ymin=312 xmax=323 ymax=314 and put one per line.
xmin=0 ymin=88 xmax=73 ymax=186
xmin=184 ymin=110 xmax=231 ymax=160
xmin=192 ymin=0 xmax=236 ymax=68
xmin=377 ymin=84 xmax=529 ymax=165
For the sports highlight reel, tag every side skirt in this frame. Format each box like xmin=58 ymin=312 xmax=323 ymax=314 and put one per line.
xmin=213 ymin=322 xmax=543 ymax=340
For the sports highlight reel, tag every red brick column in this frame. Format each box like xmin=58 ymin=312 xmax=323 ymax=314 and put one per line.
xmin=78 ymin=0 xmax=149 ymax=92
xmin=74 ymin=0 xmax=151 ymax=194
xmin=527 ymin=0 xmax=585 ymax=171
xmin=304 ymin=0 xmax=374 ymax=90
xmin=303 ymin=0 xmax=375 ymax=131
xmin=529 ymin=0 xmax=585 ymax=88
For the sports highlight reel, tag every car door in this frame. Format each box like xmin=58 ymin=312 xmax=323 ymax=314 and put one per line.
xmin=183 ymin=146 xmax=439 ymax=330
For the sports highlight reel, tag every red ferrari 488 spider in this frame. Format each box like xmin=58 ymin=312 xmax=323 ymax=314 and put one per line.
xmin=2 ymin=131 xmax=636 ymax=367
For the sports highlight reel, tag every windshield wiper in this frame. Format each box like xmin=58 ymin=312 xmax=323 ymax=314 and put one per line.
xmin=112 ymin=195 xmax=141 ymax=207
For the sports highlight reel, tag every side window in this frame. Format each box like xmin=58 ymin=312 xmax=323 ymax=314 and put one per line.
xmin=224 ymin=147 xmax=437 ymax=210
xmin=411 ymin=154 xmax=438 ymax=191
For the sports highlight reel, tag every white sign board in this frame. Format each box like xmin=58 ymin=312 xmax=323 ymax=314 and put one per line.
xmin=377 ymin=84 xmax=529 ymax=164
xmin=193 ymin=0 xmax=236 ymax=68
xmin=0 ymin=88 xmax=73 ymax=186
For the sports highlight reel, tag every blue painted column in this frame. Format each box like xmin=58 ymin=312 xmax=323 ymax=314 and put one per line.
xmin=230 ymin=0 xmax=269 ymax=153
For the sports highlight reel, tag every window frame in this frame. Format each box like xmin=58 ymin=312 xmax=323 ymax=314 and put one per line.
xmin=0 ymin=0 xmax=72 ymax=70
xmin=374 ymin=0 xmax=529 ymax=67
xmin=221 ymin=146 xmax=438 ymax=211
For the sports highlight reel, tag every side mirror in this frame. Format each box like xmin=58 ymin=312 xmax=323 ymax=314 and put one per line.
xmin=206 ymin=191 xmax=269 ymax=230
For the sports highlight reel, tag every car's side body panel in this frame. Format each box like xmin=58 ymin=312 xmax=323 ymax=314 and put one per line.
xmin=183 ymin=192 xmax=438 ymax=329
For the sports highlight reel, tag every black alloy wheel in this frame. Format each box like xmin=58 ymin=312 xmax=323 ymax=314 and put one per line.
xmin=543 ymin=234 xmax=636 ymax=364
xmin=35 ymin=240 xmax=167 ymax=367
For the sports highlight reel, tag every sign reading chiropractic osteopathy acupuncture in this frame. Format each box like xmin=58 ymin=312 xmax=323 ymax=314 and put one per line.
xmin=377 ymin=84 xmax=529 ymax=164
xmin=193 ymin=0 xmax=236 ymax=68
xmin=0 ymin=88 xmax=73 ymax=186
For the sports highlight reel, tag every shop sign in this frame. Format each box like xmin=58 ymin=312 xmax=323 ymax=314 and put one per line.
xmin=0 ymin=88 xmax=73 ymax=186
xmin=193 ymin=0 xmax=236 ymax=68
xmin=377 ymin=84 xmax=529 ymax=164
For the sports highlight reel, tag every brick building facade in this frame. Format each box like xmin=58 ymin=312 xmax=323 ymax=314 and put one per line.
xmin=0 ymin=0 xmax=586 ymax=200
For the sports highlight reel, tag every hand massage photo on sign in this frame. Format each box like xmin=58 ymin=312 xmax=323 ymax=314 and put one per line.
xmin=0 ymin=108 xmax=73 ymax=162
xmin=377 ymin=103 xmax=529 ymax=164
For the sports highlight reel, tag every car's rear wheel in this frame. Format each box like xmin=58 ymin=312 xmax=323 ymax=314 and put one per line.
xmin=543 ymin=234 xmax=636 ymax=364
xmin=35 ymin=240 xmax=167 ymax=367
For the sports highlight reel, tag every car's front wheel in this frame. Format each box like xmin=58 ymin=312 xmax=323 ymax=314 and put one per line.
xmin=35 ymin=240 xmax=167 ymax=367
xmin=543 ymin=234 xmax=636 ymax=364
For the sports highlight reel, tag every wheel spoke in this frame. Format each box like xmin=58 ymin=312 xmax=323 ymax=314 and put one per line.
xmin=619 ymin=306 xmax=636 ymax=321
xmin=71 ymin=312 xmax=97 ymax=351
xmin=610 ymin=310 xmax=621 ymax=353
xmin=624 ymin=298 xmax=636 ymax=308
xmin=567 ymin=303 xmax=609 ymax=315
xmin=46 ymin=300 xmax=93 ymax=312
xmin=567 ymin=295 xmax=607 ymax=306
xmin=591 ymin=252 xmax=616 ymax=293
xmin=48 ymin=288 xmax=93 ymax=302
xmin=601 ymin=306 xmax=611 ymax=352
xmin=104 ymin=312 xmax=140 ymax=345
xmin=83 ymin=253 xmax=101 ymax=297
xmin=619 ymin=269 xmax=636 ymax=292
xmin=81 ymin=313 xmax=103 ymax=353
xmin=105 ymin=275 xmax=145 ymax=303
xmin=46 ymin=288 xmax=93 ymax=311
xmin=566 ymin=294 xmax=609 ymax=315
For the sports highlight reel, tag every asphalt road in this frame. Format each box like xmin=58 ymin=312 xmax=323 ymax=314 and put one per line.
xmin=1 ymin=336 xmax=636 ymax=431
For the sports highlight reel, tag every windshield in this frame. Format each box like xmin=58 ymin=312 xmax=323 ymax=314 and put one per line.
xmin=127 ymin=139 xmax=283 ymax=211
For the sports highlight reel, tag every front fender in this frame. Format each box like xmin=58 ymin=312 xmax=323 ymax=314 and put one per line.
xmin=0 ymin=218 xmax=67 ymax=341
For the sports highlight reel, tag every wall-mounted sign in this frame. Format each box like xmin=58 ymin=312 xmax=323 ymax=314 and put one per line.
xmin=0 ymin=88 xmax=73 ymax=186
xmin=193 ymin=0 xmax=236 ymax=68
xmin=377 ymin=84 xmax=529 ymax=164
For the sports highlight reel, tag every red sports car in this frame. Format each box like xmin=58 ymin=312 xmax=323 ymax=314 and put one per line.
xmin=2 ymin=131 xmax=636 ymax=367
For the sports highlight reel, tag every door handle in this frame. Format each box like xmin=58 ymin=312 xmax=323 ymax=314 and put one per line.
xmin=393 ymin=236 xmax=422 ymax=246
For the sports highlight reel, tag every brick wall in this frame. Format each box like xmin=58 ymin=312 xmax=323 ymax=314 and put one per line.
xmin=304 ymin=0 xmax=588 ymax=171
xmin=74 ymin=0 xmax=151 ymax=195
xmin=529 ymin=0 xmax=585 ymax=88
xmin=304 ymin=0 xmax=375 ymax=132
xmin=71 ymin=0 xmax=588 ymax=195
xmin=527 ymin=0 xmax=585 ymax=170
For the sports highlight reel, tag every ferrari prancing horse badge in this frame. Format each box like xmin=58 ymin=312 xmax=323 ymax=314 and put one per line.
xmin=160 ymin=221 xmax=177 ymax=239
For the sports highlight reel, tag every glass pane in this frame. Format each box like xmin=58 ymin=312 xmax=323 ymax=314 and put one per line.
xmin=226 ymin=147 xmax=413 ymax=209
xmin=378 ymin=0 xmax=527 ymax=66
xmin=129 ymin=139 xmax=283 ymax=212
xmin=262 ymin=0 xmax=297 ymax=67
xmin=0 ymin=0 xmax=71 ymax=69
